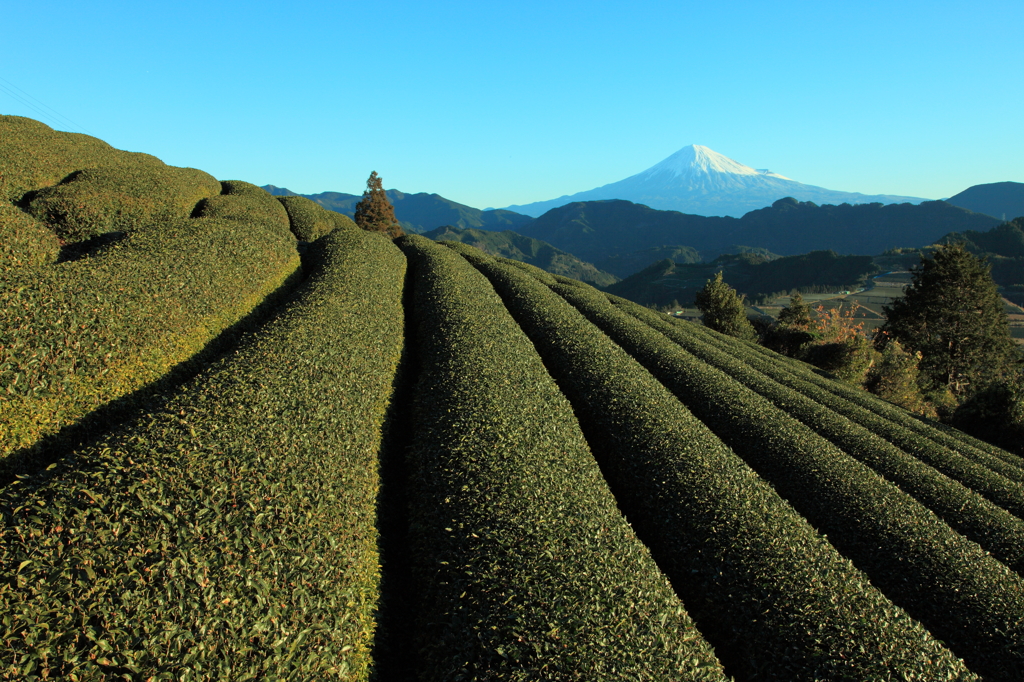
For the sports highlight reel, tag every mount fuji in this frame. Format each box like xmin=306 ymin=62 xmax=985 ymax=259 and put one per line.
xmin=503 ymin=145 xmax=927 ymax=218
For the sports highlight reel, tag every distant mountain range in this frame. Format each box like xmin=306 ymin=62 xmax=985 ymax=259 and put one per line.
xmin=262 ymin=185 xmax=532 ymax=234
xmin=945 ymin=182 xmax=1024 ymax=222
xmin=503 ymin=145 xmax=928 ymax=218
xmin=516 ymin=197 xmax=1000 ymax=265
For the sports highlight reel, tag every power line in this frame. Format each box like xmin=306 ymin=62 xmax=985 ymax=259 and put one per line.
xmin=0 ymin=75 xmax=94 ymax=136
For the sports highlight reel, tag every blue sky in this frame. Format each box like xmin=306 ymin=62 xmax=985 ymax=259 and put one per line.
xmin=2 ymin=1 xmax=1022 ymax=210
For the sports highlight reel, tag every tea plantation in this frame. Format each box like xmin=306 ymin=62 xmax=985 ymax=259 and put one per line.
xmin=2 ymin=116 xmax=1023 ymax=680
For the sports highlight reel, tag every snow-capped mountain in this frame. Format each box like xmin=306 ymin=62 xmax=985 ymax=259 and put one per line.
xmin=504 ymin=145 xmax=927 ymax=218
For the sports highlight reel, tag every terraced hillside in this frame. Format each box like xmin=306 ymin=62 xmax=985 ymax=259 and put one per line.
xmin=2 ymin=117 xmax=1024 ymax=680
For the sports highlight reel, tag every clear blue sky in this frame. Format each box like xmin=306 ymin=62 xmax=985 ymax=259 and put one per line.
xmin=3 ymin=1 xmax=1022 ymax=210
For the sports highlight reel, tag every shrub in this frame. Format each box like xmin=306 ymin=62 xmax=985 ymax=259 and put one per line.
xmin=398 ymin=235 xmax=725 ymax=681
xmin=0 ymin=209 xmax=300 ymax=467
xmin=0 ymin=203 xmax=59 ymax=268
xmin=276 ymin=195 xmax=355 ymax=241
xmin=450 ymin=244 xmax=975 ymax=682
xmin=0 ymin=228 xmax=406 ymax=680
xmin=25 ymin=165 xmax=221 ymax=242
xmin=192 ymin=182 xmax=292 ymax=236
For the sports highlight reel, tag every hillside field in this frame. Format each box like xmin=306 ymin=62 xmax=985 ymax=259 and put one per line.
xmin=3 ymin=116 xmax=1024 ymax=680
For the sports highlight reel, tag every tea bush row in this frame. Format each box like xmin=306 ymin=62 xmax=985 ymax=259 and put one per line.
xmin=0 ymin=116 xmax=162 ymax=204
xmin=0 ymin=228 xmax=406 ymax=680
xmin=397 ymin=236 xmax=726 ymax=681
xmin=669 ymin=313 xmax=1024 ymax=513
xmin=447 ymin=245 xmax=974 ymax=682
xmin=0 ymin=190 xmax=301 ymax=466
xmin=25 ymin=164 xmax=221 ymax=242
xmin=736 ymin=318 xmax=1024 ymax=477
xmin=615 ymin=299 xmax=1024 ymax=574
xmin=276 ymin=195 xmax=356 ymax=242
xmin=538 ymin=282 xmax=1023 ymax=681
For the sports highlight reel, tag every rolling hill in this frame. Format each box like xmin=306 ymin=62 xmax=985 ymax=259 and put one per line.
xmin=4 ymin=115 xmax=1024 ymax=681
xmin=946 ymin=182 xmax=1024 ymax=222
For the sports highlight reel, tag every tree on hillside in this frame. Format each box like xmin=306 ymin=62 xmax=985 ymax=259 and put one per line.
xmin=695 ymin=271 xmax=757 ymax=341
xmin=354 ymin=171 xmax=404 ymax=238
xmin=777 ymin=291 xmax=812 ymax=328
xmin=879 ymin=242 xmax=1019 ymax=396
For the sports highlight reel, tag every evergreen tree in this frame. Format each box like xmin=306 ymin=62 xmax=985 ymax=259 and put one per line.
xmin=353 ymin=171 xmax=404 ymax=238
xmin=864 ymin=339 xmax=932 ymax=415
xmin=695 ymin=271 xmax=757 ymax=341
xmin=777 ymin=291 xmax=812 ymax=327
xmin=880 ymin=242 xmax=1019 ymax=396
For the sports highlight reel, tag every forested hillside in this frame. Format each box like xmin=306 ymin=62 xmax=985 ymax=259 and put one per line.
xmin=3 ymin=116 xmax=1024 ymax=681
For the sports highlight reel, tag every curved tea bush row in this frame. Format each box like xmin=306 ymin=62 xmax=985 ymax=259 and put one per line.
xmin=612 ymin=299 xmax=1024 ymax=573
xmin=0 ymin=116 xmax=162 ymax=204
xmin=0 ymin=228 xmax=406 ymax=680
xmin=193 ymin=181 xmax=293 ymax=237
xmin=25 ymin=164 xmax=221 ymax=242
xmin=276 ymin=195 xmax=356 ymax=242
xmin=397 ymin=236 xmax=725 ymax=681
xmin=733 ymin=320 xmax=1024 ymax=479
xmin=539 ymin=282 xmax=1024 ymax=680
xmin=664 ymin=312 xmax=1024 ymax=515
xmin=446 ymin=245 xmax=974 ymax=682
xmin=0 ymin=199 xmax=301 ymax=466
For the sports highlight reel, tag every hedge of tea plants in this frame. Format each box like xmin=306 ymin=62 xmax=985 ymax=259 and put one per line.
xmin=613 ymin=299 xmax=1024 ymax=574
xmin=276 ymin=195 xmax=356 ymax=241
xmin=0 ymin=228 xmax=405 ymax=680
xmin=537 ymin=283 xmax=1023 ymax=680
xmin=0 ymin=200 xmax=300 ymax=468
xmin=397 ymin=236 xmax=726 ymax=681
xmin=446 ymin=244 xmax=974 ymax=682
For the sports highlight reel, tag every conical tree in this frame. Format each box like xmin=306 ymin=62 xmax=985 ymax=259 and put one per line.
xmin=353 ymin=171 xmax=404 ymax=238
xmin=880 ymin=242 xmax=1019 ymax=396
xmin=777 ymin=291 xmax=812 ymax=328
xmin=694 ymin=271 xmax=757 ymax=341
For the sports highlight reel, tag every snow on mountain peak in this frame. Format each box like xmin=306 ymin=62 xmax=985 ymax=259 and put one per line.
xmin=641 ymin=144 xmax=791 ymax=180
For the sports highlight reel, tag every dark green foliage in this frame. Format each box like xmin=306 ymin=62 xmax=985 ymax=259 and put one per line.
xmin=276 ymin=195 xmax=355 ymax=241
xmin=0 ymin=203 xmax=59 ymax=268
xmin=0 ymin=115 xmax=161 ymax=204
xmin=799 ymin=334 xmax=877 ymax=383
xmin=777 ymin=291 xmax=811 ymax=326
xmin=865 ymin=339 xmax=932 ymax=414
xmin=26 ymin=165 xmax=221 ymax=242
xmin=0 ymin=228 xmax=406 ymax=679
xmin=455 ymin=245 xmax=973 ymax=681
xmin=0 ymin=206 xmax=300 ymax=463
xmin=580 ymin=295 xmax=1024 ymax=680
xmin=615 ymin=301 xmax=1024 ymax=574
xmin=953 ymin=377 xmax=1024 ymax=456
xmin=694 ymin=271 xmax=757 ymax=340
xmin=423 ymin=225 xmax=618 ymax=286
xmin=881 ymin=242 xmax=1019 ymax=395
xmin=396 ymin=235 xmax=725 ymax=681
xmin=193 ymin=181 xmax=293 ymax=235
xmin=354 ymin=171 xmax=403 ymax=238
